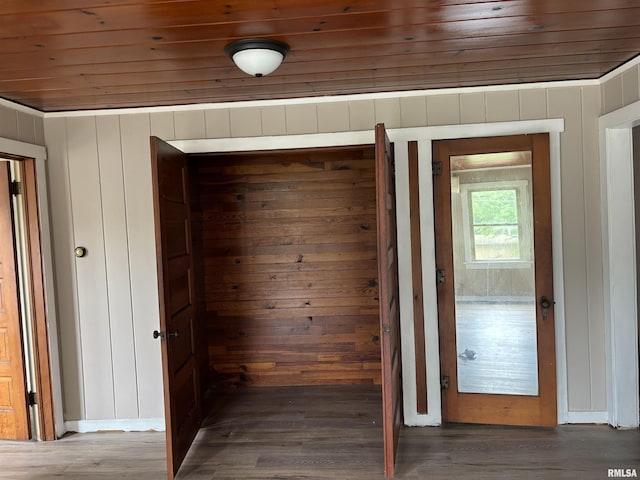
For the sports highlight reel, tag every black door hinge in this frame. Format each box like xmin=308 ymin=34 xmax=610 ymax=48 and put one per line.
xmin=10 ymin=181 xmax=22 ymax=196
xmin=432 ymin=161 xmax=442 ymax=176
xmin=436 ymin=268 xmax=446 ymax=284
xmin=28 ymin=391 xmax=37 ymax=406
xmin=440 ymin=375 xmax=450 ymax=390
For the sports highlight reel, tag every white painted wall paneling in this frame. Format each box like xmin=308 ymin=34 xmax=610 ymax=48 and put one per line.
xmin=66 ymin=117 xmax=115 ymax=420
xmin=96 ymin=116 xmax=139 ymax=419
xmin=44 ymin=118 xmax=85 ymax=422
xmin=43 ymin=83 xmax=611 ymax=428
xmin=119 ymin=114 xmax=164 ymax=419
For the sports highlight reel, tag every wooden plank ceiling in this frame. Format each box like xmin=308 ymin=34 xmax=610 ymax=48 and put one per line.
xmin=1 ymin=0 xmax=639 ymax=112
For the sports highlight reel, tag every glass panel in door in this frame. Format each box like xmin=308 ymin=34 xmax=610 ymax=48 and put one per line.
xmin=450 ymin=151 xmax=538 ymax=396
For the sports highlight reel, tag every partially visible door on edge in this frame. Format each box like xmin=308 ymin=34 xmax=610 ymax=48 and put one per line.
xmin=375 ymin=123 xmax=403 ymax=477
xmin=433 ymin=134 xmax=556 ymax=427
xmin=0 ymin=161 xmax=30 ymax=440
xmin=151 ymin=137 xmax=202 ymax=479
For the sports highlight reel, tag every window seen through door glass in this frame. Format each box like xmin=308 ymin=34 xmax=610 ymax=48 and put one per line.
xmin=470 ymin=189 xmax=520 ymax=260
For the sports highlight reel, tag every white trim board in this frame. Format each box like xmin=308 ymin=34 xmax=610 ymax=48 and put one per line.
xmin=599 ymin=100 xmax=640 ymax=428
xmin=170 ymin=118 xmax=570 ymax=427
xmin=65 ymin=418 xmax=165 ymax=433
xmin=0 ymin=137 xmax=46 ymax=161
xmin=566 ymin=411 xmax=608 ymax=425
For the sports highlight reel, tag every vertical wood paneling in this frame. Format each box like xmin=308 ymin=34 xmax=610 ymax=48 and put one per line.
xmin=66 ymin=116 xmax=115 ymax=420
xmin=622 ymin=67 xmax=640 ymax=107
xmin=374 ymin=98 xmax=401 ymax=128
xmin=581 ymin=86 xmax=606 ymax=410
xmin=408 ymin=142 xmax=427 ymax=414
xmin=547 ymin=87 xmax=591 ymax=411
xmin=519 ymin=90 xmax=548 ymax=120
xmin=602 ymin=75 xmax=624 ymax=114
xmin=0 ymin=105 xmax=18 ymax=140
xmin=427 ymin=94 xmax=460 ymax=126
xmin=174 ymin=110 xmax=205 ymax=140
xmin=261 ymin=106 xmax=286 ymax=136
xmin=16 ymin=112 xmax=36 ymax=144
xmin=486 ymin=91 xmax=520 ymax=122
xmin=285 ymin=104 xmax=318 ymax=135
xmin=230 ymin=108 xmax=262 ymax=137
xmin=204 ymin=109 xmax=231 ymax=138
xmin=197 ymin=146 xmax=381 ymax=387
xmin=349 ymin=100 xmax=375 ymax=131
xmin=34 ymin=116 xmax=45 ymax=146
xmin=317 ymin=102 xmax=350 ymax=133
xmin=119 ymin=113 xmax=163 ymax=418
xmin=150 ymin=112 xmax=175 ymax=140
xmin=43 ymin=117 xmax=85 ymax=421
xmin=96 ymin=116 xmax=138 ymax=419
xmin=400 ymin=96 xmax=427 ymax=127
xmin=459 ymin=93 xmax=486 ymax=124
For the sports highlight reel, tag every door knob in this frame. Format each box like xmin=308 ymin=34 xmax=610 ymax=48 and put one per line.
xmin=540 ymin=296 xmax=554 ymax=320
xmin=153 ymin=330 xmax=178 ymax=339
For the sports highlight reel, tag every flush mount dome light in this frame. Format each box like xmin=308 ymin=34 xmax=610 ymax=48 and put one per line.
xmin=224 ymin=38 xmax=290 ymax=77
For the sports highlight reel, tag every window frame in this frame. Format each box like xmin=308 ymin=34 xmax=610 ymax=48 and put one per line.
xmin=460 ymin=179 xmax=533 ymax=269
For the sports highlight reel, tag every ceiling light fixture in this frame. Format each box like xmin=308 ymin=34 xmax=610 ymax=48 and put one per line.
xmin=224 ymin=38 xmax=290 ymax=77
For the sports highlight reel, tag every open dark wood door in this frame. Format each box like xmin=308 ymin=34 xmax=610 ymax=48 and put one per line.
xmin=151 ymin=137 xmax=202 ymax=479
xmin=375 ymin=124 xmax=403 ymax=478
xmin=0 ymin=161 xmax=30 ymax=440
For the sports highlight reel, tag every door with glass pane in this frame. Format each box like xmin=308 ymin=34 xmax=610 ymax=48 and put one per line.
xmin=433 ymin=134 xmax=556 ymax=427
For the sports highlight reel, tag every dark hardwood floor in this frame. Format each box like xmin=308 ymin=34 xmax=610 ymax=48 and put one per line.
xmin=0 ymin=385 xmax=638 ymax=479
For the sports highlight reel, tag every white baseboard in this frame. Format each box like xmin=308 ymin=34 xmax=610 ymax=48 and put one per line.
xmin=564 ymin=411 xmax=608 ymax=424
xmin=63 ymin=412 xmax=608 ymax=434
xmin=65 ymin=418 xmax=165 ymax=433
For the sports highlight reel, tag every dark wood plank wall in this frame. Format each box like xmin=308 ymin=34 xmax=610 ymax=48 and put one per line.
xmin=193 ymin=146 xmax=382 ymax=387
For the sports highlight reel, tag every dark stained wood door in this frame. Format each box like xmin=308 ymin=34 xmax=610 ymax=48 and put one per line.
xmin=433 ymin=134 xmax=557 ymax=427
xmin=151 ymin=137 xmax=202 ymax=479
xmin=375 ymin=124 xmax=403 ymax=477
xmin=0 ymin=161 xmax=30 ymax=440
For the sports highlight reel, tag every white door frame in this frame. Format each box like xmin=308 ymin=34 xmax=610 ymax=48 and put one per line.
xmin=391 ymin=120 xmax=566 ymax=426
xmin=599 ymin=100 xmax=640 ymax=428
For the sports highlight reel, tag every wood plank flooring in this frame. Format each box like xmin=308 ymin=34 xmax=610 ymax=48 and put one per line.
xmin=0 ymin=385 xmax=638 ymax=479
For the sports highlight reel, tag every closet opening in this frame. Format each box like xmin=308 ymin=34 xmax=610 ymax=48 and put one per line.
xmin=151 ymin=126 xmax=402 ymax=479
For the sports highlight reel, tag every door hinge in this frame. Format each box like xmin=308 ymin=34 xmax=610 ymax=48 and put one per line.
xmin=382 ymin=323 xmax=391 ymax=335
xmin=432 ymin=161 xmax=442 ymax=176
xmin=436 ymin=268 xmax=446 ymax=284
xmin=9 ymin=181 xmax=22 ymax=196
xmin=440 ymin=375 xmax=450 ymax=390
xmin=28 ymin=391 xmax=37 ymax=406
